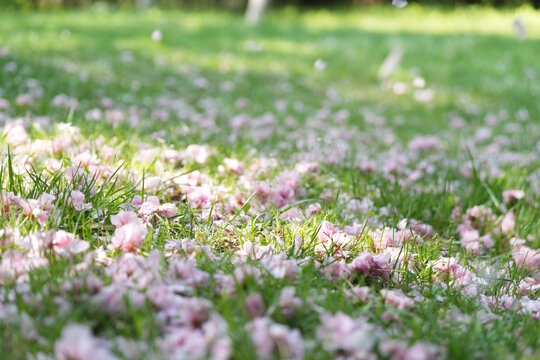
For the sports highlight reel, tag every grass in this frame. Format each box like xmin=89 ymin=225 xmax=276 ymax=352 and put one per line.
xmin=0 ymin=4 xmax=539 ymax=360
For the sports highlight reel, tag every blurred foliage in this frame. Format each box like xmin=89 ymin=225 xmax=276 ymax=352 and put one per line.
xmin=1 ymin=0 xmax=540 ymax=10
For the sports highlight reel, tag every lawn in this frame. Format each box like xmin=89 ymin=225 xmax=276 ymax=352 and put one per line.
xmin=0 ymin=4 xmax=539 ymax=359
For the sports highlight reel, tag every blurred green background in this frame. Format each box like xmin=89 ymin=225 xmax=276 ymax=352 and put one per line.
xmin=2 ymin=0 xmax=539 ymax=11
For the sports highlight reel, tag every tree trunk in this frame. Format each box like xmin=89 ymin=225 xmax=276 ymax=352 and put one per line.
xmin=245 ymin=0 xmax=270 ymax=24
xmin=137 ymin=0 xmax=154 ymax=10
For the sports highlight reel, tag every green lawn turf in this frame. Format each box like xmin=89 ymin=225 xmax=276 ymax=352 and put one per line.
xmin=1 ymin=5 xmax=540 ymax=359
